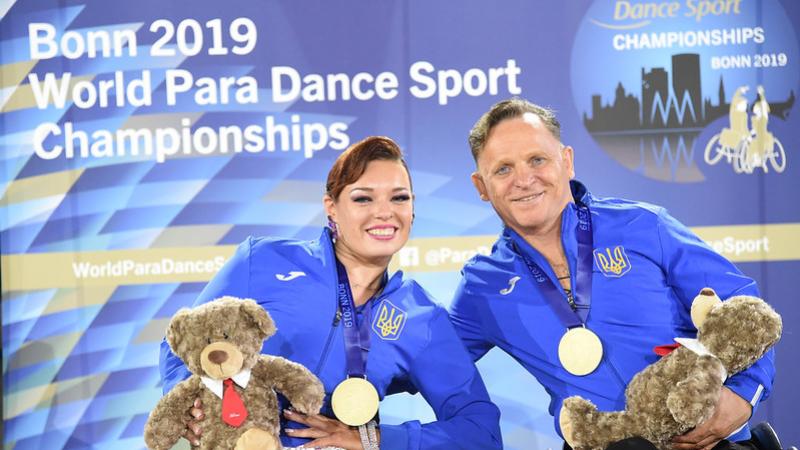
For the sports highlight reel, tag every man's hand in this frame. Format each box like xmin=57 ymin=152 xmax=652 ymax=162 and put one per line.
xmin=284 ymin=409 xmax=376 ymax=450
xmin=182 ymin=398 xmax=204 ymax=446
xmin=671 ymin=386 xmax=751 ymax=450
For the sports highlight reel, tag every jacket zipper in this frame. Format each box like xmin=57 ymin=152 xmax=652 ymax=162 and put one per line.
xmin=314 ymin=308 xmax=341 ymax=374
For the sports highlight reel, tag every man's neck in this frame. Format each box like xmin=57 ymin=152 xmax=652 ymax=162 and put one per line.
xmin=515 ymin=216 xmax=566 ymax=267
xmin=511 ymin=198 xmax=577 ymax=280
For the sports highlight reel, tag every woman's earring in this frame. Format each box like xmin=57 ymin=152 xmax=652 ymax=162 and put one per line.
xmin=327 ymin=215 xmax=338 ymax=240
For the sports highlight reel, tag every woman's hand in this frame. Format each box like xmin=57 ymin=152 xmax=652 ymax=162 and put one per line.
xmin=284 ymin=409 xmax=377 ymax=450
xmin=183 ymin=398 xmax=204 ymax=446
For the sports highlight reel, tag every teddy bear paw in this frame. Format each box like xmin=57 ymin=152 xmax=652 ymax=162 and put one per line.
xmin=234 ymin=428 xmax=281 ymax=450
xmin=560 ymin=397 xmax=600 ymax=449
xmin=563 ymin=396 xmax=598 ymax=416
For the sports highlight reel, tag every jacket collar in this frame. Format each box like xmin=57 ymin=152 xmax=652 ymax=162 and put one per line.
xmin=570 ymin=179 xmax=591 ymax=206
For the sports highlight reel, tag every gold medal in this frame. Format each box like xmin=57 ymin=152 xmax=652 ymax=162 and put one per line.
xmin=331 ymin=377 xmax=379 ymax=426
xmin=558 ymin=327 xmax=603 ymax=376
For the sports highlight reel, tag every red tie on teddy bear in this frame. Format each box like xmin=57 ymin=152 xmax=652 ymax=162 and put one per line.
xmin=222 ymin=378 xmax=248 ymax=427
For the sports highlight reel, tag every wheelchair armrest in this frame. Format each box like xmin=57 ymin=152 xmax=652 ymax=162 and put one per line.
xmin=750 ymin=422 xmax=782 ymax=450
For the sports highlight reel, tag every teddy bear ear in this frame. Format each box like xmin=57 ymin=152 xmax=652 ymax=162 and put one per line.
xmin=691 ymin=287 xmax=722 ymax=329
xmin=166 ymin=307 xmax=192 ymax=352
xmin=240 ymin=299 xmax=276 ymax=340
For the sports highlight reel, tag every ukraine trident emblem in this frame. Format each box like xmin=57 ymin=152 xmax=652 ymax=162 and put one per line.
xmin=593 ymin=246 xmax=632 ymax=278
xmin=372 ymin=300 xmax=407 ymax=340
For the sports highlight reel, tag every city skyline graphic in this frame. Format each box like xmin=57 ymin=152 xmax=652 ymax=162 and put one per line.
xmin=581 ymin=53 xmax=794 ymax=182
xmin=584 ymin=53 xmax=795 ymax=133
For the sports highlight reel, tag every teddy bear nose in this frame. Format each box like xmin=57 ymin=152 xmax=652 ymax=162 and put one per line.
xmin=208 ymin=350 xmax=228 ymax=364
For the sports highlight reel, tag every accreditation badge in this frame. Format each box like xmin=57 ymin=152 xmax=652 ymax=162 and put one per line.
xmin=331 ymin=377 xmax=379 ymax=426
xmin=558 ymin=327 xmax=603 ymax=376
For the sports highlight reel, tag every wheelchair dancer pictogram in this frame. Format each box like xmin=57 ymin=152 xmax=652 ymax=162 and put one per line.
xmin=704 ymin=85 xmax=787 ymax=174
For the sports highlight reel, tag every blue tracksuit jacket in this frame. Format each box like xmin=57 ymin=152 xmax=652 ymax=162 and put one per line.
xmin=449 ymin=180 xmax=774 ymax=443
xmin=160 ymin=229 xmax=502 ymax=450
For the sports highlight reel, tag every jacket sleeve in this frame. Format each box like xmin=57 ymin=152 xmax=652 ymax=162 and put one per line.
xmin=159 ymin=238 xmax=253 ymax=394
xmin=447 ymin=272 xmax=496 ymax=362
xmin=655 ymin=209 xmax=775 ymax=413
xmin=379 ymin=307 xmax=503 ymax=450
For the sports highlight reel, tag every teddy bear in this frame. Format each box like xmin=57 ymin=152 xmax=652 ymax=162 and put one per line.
xmin=144 ymin=296 xmax=325 ymax=450
xmin=560 ymin=288 xmax=782 ymax=450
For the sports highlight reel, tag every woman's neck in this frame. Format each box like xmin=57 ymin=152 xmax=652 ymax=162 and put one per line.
xmin=334 ymin=243 xmax=388 ymax=306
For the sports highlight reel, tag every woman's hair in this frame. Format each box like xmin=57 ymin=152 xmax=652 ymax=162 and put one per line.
xmin=325 ymin=136 xmax=412 ymax=200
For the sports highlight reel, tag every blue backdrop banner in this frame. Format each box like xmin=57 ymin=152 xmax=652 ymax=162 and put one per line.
xmin=2 ymin=1 xmax=798 ymax=449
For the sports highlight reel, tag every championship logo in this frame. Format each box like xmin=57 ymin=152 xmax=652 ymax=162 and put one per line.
xmin=571 ymin=0 xmax=798 ymax=182
xmin=371 ymin=300 xmax=407 ymax=341
xmin=594 ymin=246 xmax=632 ymax=278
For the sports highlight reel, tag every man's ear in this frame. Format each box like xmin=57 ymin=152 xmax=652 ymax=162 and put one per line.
xmin=471 ymin=171 xmax=489 ymax=201
xmin=563 ymin=145 xmax=575 ymax=179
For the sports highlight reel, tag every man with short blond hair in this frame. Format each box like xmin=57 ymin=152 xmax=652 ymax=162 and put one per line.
xmin=450 ymin=97 xmax=774 ymax=450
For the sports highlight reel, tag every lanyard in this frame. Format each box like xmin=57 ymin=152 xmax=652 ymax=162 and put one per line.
xmin=335 ymin=258 xmax=383 ymax=378
xmin=509 ymin=204 xmax=594 ymax=328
